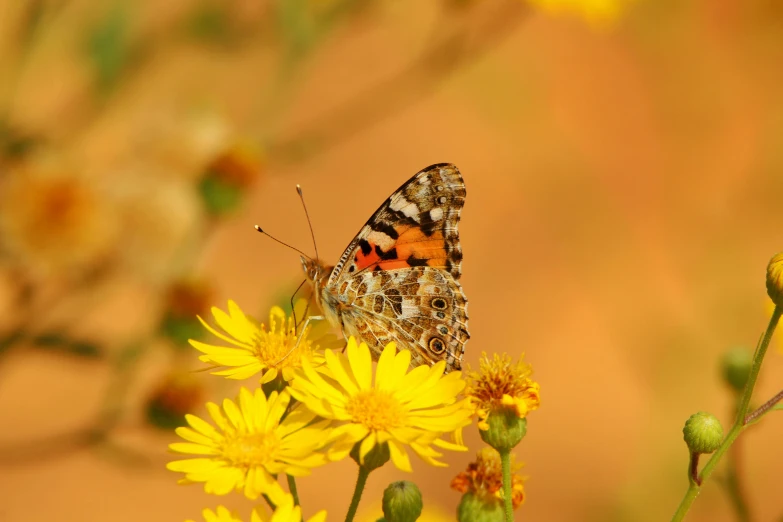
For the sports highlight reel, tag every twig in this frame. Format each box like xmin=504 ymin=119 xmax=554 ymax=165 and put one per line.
xmin=268 ymin=0 xmax=529 ymax=164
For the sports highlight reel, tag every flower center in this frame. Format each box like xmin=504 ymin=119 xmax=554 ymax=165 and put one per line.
xmin=346 ymin=389 xmax=407 ymax=431
xmin=222 ymin=431 xmax=281 ymax=468
xmin=252 ymin=312 xmax=313 ymax=369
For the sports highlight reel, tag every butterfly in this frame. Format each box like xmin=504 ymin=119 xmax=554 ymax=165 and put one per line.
xmin=301 ymin=163 xmax=469 ymax=372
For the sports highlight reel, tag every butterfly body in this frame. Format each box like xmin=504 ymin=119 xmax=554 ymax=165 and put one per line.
xmin=302 ymin=163 xmax=469 ymax=372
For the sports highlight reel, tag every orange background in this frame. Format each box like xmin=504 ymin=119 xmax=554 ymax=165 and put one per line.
xmin=1 ymin=0 xmax=783 ymax=521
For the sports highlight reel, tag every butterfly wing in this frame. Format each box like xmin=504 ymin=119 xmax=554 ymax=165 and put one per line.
xmin=328 ymin=163 xmax=465 ymax=283
xmin=325 ymin=163 xmax=469 ymax=371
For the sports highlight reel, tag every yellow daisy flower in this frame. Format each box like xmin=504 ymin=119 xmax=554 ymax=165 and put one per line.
xmin=466 ymin=353 xmax=540 ymax=431
xmin=527 ymin=0 xmax=631 ymax=26
xmin=254 ymin=494 xmax=327 ymax=522
xmin=189 ymin=300 xmax=330 ymax=382
xmin=289 ymin=337 xmax=472 ymax=472
xmin=187 ymin=505 xmax=243 ymax=522
xmin=450 ymin=447 xmax=527 ymax=509
xmin=167 ymin=387 xmax=330 ymax=503
xmin=190 ymin=496 xmax=326 ymax=522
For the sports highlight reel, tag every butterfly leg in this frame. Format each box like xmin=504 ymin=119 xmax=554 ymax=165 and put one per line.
xmin=271 ymin=315 xmax=325 ymax=367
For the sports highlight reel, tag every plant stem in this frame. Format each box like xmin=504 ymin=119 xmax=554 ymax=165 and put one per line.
xmin=670 ymin=305 xmax=781 ymax=522
xmin=745 ymin=389 xmax=783 ymax=425
xmin=344 ymin=465 xmax=371 ymax=522
xmin=287 ymin=474 xmax=300 ymax=506
xmin=688 ymin=453 xmax=700 ymax=485
xmin=500 ymin=450 xmax=514 ymax=522
xmin=725 ymin=433 xmax=751 ymax=522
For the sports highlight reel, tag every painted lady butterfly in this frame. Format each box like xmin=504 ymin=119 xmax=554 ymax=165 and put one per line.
xmin=301 ymin=163 xmax=469 ymax=372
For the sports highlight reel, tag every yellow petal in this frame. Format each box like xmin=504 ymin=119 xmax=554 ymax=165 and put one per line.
xmin=374 ymin=341 xmax=398 ymax=391
xmin=325 ymin=349 xmax=360 ymax=396
xmin=387 ymin=439 xmax=412 ymax=472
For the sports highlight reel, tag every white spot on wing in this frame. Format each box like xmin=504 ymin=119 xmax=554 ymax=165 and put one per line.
xmin=429 ymin=207 xmax=443 ymax=221
xmin=390 ymin=197 xmax=419 ymax=219
xmin=367 ymin=230 xmax=395 ymax=251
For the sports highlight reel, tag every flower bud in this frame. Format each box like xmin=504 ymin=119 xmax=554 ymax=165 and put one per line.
xmin=146 ymin=372 xmax=206 ymax=429
xmin=479 ymin=409 xmax=527 ymax=453
xmin=160 ymin=279 xmax=213 ymax=347
xmin=683 ymin=412 xmax=723 ymax=454
xmin=382 ymin=481 xmax=423 ymax=522
xmin=350 ymin=440 xmax=390 ymax=471
xmin=457 ymin=492 xmax=504 ymax=522
xmin=721 ymin=347 xmax=752 ymax=393
xmin=199 ymin=141 xmax=263 ymax=218
xmin=766 ymin=253 xmax=783 ymax=306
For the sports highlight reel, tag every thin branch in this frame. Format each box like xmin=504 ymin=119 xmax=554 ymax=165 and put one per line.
xmin=268 ymin=0 xmax=529 ymax=164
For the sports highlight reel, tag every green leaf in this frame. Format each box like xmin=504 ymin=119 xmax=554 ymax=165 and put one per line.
xmin=32 ymin=333 xmax=103 ymax=359
xmin=185 ymin=0 xmax=231 ymax=45
xmin=84 ymin=3 xmax=133 ymax=96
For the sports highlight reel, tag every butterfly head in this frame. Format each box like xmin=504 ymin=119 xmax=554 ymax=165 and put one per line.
xmin=301 ymin=256 xmax=329 ymax=288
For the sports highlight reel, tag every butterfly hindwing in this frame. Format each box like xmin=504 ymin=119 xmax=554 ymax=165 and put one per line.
xmin=337 ymin=266 xmax=469 ymax=370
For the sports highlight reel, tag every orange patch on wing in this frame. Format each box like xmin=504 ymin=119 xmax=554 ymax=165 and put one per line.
xmin=396 ymin=228 xmax=447 ymax=267
xmin=354 ymin=226 xmax=449 ymax=272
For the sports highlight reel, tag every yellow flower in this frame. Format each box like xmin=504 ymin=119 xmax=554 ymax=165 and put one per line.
xmin=466 ymin=352 xmax=540 ymax=431
xmin=190 ymin=496 xmax=327 ymax=522
xmin=766 ymin=253 xmax=783 ymax=307
xmin=167 ymin=387 xmax=330 ymax=503
xmin=450 ymin=447 xmax=527 ymax=509
xmin=254 ymin=494 xmax=327 ymax=522
xmin=289 ymin=337 xmax=472 ymax=472
xmin=187 ymin=506 xmax=243 ymax=522
xmin=190 ymin=301 xmax=329 ymax=382
xmin=526 ymin=0 xmax=630 ymax=26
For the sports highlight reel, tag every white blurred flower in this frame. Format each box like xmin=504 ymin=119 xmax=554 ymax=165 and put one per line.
xmin=110 ymin=166 xmax=204 ymax=283
xmin=139 ymin=107 xmax=232 ymax=178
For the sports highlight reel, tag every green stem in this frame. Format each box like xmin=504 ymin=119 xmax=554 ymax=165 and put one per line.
xmin=287 ymin=474 xmax=300 ymax=506
xmin=724 ymin=398 xmax=752 ymax=522
xmin=344 ymin=465 xmax=370 ymax=522
xmin=500 ymin=450 xmax=514 ymax=522
xmin=725 ymin=443 xmax=751 ymax=522
xmin=670 ymin=305 xmax=781 ymax=522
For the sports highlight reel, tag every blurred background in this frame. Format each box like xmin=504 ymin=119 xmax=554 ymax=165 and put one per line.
xmin=1 ymin=0 xmax=783 ymax=520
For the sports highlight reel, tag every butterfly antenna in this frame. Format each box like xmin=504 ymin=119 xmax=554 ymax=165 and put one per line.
xmin=254 ymin=225 xmax=312 ymax=260
xmin=296 ymin=185 xmax=320 ymax=261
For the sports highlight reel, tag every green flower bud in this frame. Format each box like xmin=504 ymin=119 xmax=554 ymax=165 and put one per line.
xmin=350 ymin=440 xmax=390 ymax=472
xmin=199 ymin=176 xmax=244 ymax=217
xmin=457 ymin=492 xmax=504 ymax=522
xmin=721 ymin=347 xmax=753 ymax=393
xmin=766 ymin=253 xmax=783 ymax=306
xmin=160 ymin=280 xmax=212 ymax=347
xmin=382 ymin=481 xmax=422 ymax=522
xmin=479 ymin=409 xmax=527 ymax=453
xmin=198 ymin=142 xmax=263 ymax=218
xmin=683 ymin=412 xmax=723 ymax=454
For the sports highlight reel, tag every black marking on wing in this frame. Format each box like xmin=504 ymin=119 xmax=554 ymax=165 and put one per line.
xmin=373 ymin=221 xmax=399 ymax=240
xmin=375 ymin=245 xmax=398 ymax=261
xmin=407 ymin=255 xmax=429 ymax=267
